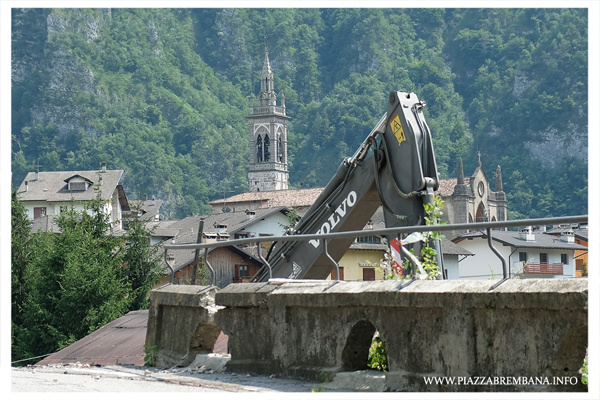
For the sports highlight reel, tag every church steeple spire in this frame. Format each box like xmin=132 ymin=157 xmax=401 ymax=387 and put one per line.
xmin=457 ymin=157 xmax=464 ymax=185
xmin=247 ymin=50 xmax=290 ymax=192
xmin=495 ymin=165 xmax=503 ymax=192
xmin=259 ymin=50 xmax=276 ymax=106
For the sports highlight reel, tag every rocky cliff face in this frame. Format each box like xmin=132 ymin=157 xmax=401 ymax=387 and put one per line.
xmin=35 ymin=9 xmax=112 ymax=137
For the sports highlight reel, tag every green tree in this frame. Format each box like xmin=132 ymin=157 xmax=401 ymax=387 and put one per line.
xmin=13 ymin=192 xmax=132 ymax=363
xmin=122 ymin=206 xmax=163 ymax=310
xmin=11 ymin=187 xmax=34 ymax=363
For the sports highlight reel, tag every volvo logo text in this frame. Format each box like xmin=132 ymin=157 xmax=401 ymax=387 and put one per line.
xmin=309 ymin=191 xmax=357 ymax=248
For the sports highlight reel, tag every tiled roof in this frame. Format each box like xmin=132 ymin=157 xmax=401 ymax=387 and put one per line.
xmin=349 ymin=242 xmax=389 ymax=251
xmin=158 ymin=208 xmax=288 ymax=272
xmin=435 ymin=177 xmax=471 ymax=197
xmin=145 ymin=220 xmax=179 ymax=237
xmin=545 ymin=226 xmax=588 ymax=242
xmin=165 ymin=206 xmax=290 ymax=244
xmin=127 ymin=199 xmax=163 ymax=220
xmin=210 ymin=187 xmax=324 ymax=208
xmin=17 ymin=169 xmax=123 ymax=202
xmin=213 ymin=178 xmax=467 ymax=209
xmin=441 ymin=238 xmax=473 ymax=256
xmin=454 ymin=230 xmax=588 ymax=250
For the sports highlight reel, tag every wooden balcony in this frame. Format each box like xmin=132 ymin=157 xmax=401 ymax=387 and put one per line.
xmin=523 ymin=263 xmax=564 ymax=275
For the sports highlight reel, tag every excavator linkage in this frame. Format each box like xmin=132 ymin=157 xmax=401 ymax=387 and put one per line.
xmin=252 ymin=91 xmax=441 ymax=282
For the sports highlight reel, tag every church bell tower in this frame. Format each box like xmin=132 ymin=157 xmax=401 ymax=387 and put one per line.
xmin=247 ymin=50 xmax=290 ymax=192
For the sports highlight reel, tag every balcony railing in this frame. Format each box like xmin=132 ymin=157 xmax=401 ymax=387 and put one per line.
xmin=524 ymin=263 xmax=564 ymax=275
xmin=249 ymin=106 xmax=286 ymax=116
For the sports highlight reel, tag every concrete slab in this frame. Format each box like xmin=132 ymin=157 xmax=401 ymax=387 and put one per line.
xmin=183 ymin=353 xmax=231 ymax=372
xmin=322 ymin=370 xmax=387 ymax=392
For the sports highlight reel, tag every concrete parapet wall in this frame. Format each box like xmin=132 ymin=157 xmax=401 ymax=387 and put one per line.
xmin=145 ymin=285 xmax=222 ymax=368
xmin=215 ymin=279 xmax=588 ymax=392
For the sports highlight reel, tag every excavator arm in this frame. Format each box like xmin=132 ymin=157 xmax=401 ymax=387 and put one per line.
xmin=252 ymin=91 xmax=441 ymax=281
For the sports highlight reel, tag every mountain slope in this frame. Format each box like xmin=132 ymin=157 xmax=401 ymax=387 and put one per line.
xmin=11 ymin=8 xmax=588 ymax=219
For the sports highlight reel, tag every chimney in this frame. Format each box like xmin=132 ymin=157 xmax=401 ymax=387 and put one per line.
xmin=152 ymin=195 xmax=155 ymax=206
xmin=536 ymin=225 xmax=546 ymax=233
xmin=99 ymin=175 xmax=103 ymax=186
xmin=101 ymin=162 xmax=107 ymax=173
xmin=519 ymin=226 xmax=535 ymax=242
xmin=144 ymin=193 xmax=148 ymax=201
xmin=213 ymin=222 xmax=227 ymax=233
xmin=25 ymin=181 xmax=28 ymax=192
xmin=35 ymin=169 xmax=39 ymax=181
xmin=561 ymin=228 xmax=575 ymax=243
xmin=245 ymin=209 xmax=256 ymax=221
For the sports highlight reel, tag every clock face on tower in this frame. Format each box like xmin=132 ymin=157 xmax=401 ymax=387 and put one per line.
xmin=478 ymin=181 xmax=485 ymax=197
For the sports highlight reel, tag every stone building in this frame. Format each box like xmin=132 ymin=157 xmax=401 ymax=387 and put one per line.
xmin=436 ymin=152 xmax=508 ymax=237
xmin=247 ymin=50 xmax=290 ymax=192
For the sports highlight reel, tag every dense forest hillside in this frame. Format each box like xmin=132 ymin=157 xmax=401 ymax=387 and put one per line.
xmin=11 ymin=8 xmax=588 ymax=219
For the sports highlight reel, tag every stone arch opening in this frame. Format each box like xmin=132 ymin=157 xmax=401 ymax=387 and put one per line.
xmin=264 ymin=134 xmax=270 ymax=161
xmin=476 ymin=202 xmax=486 ymax=222
xmin=342 ymin=320 xmax=385 ymax=371
xmin=256 ymin=135 xmax=263 ymax=162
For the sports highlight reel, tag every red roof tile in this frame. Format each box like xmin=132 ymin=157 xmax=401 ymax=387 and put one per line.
xmin=210 ymin=187 xmax=324 ymax=208
xmin=215 ymin=178 xmax=463 ymax=208
xmin=435 ymin=177 xmax=470 ymax=197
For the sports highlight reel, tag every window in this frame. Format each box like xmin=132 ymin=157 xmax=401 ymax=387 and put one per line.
xmin=238 ymin=265 xmax=249 ymax=278
xmin=331 ymin=267 xmax=344 ymax=280
xmin=519 ymin=252 xmax=527 ymax=262
xmin=33 ymin=207 xmax=46 ymax=219
xmin=256 ymin=135 xmax=263 ymax=162
xmin=561 ymin=254 xmax=568 ymax=264
xmin=278 ymin=136 xmax=284 ymax=162
xmin=69 ymin=181 xmax=86 ymax=190
xmin=263 ymin=134 xmax=270 ymax=161
xmin=357 ymin=236 xmax=381 ymax=244
xmin=363 ymin=268 xmax=375 ymax=281
xmin=540 ymin=253 xmax=548 ymax=264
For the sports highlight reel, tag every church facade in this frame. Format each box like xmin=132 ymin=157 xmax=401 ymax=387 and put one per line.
xmin=246 ymin=51 xmax=290 ymax=192
xmin=438 ymin=153 xmax=508 ymax=236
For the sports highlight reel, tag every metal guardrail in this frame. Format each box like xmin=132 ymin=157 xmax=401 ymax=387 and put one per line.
xmin=162 ymin=215 xmax=587 ymax=287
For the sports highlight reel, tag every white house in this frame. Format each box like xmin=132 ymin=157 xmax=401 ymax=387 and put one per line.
xmin=452 ymin=227 xmax=587 ymax=279
xmin=16 ymin=162 xmax=129 ymax=230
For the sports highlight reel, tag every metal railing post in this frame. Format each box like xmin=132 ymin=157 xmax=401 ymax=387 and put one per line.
xmin=203 ymin=247 xmax=215 ymax=286
xmin=258 ymin=243 xmax=273 ymax=280
xmin=324 ymin=239 xmax=340 ymax=281
xmin=486 ymin=227 xmax=507 ymax=279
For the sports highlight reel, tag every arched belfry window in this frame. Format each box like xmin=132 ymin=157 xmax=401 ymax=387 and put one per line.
xmin=278 ymin=136 xmax=284 ymax=162
xmin=256 ymin=135 xmax=263 ymax=162
xmin=264 ymin=134 xmax=270 ymax=162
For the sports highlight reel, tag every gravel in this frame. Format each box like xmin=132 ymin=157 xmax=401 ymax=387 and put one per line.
xmin=11 ymin=363 xmax=318 ymax=393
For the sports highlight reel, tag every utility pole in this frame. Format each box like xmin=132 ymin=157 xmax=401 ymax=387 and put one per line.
xmin=190 ymin=218 xmax=204 ymax=285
